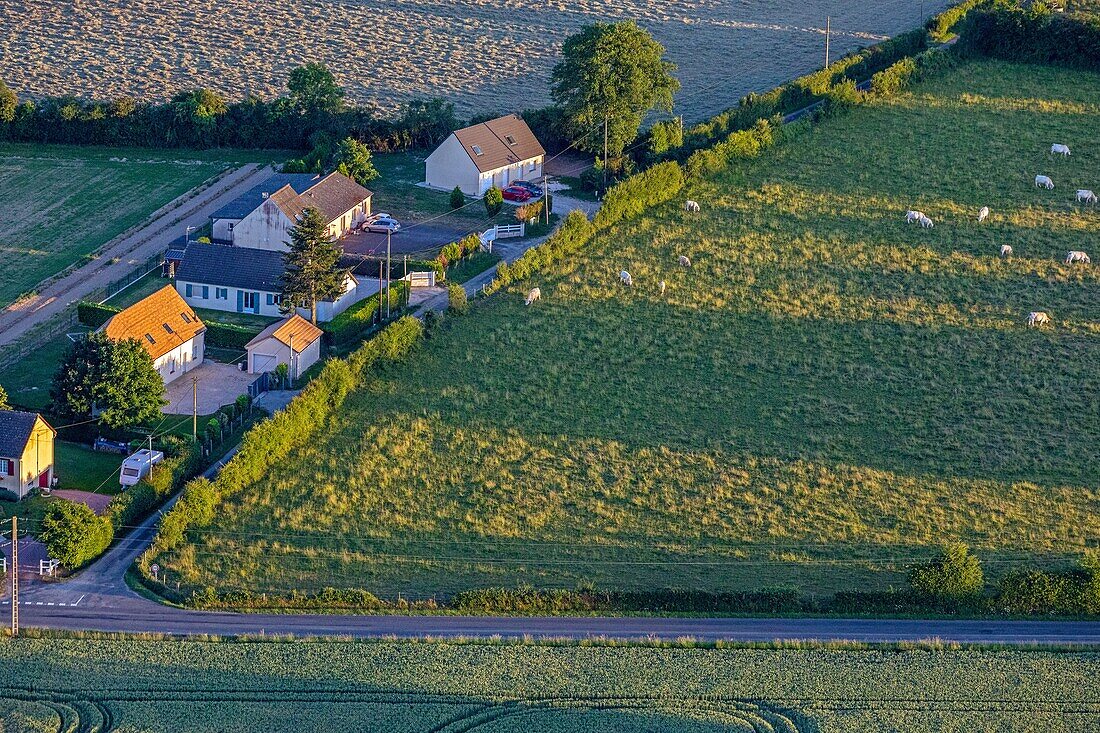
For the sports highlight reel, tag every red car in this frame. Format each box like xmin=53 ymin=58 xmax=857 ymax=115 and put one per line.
xmin=502 ymin=186 xmax=533 ymax=202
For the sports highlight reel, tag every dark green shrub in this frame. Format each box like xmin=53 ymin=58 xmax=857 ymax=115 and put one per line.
xmin=908 ymin=543 xmax=985 ymax=602
xmin=322 ymin=281 xmax=408 ymax=346
xmin=446 ymin=283 xmax=468 ymax=315
xmin=449 ymin=186 xmax=465 ymax=209
xmin=0 ymin=488 xmax=18 ymax=502
xmin=235 ymin=394 xmax=251 ymax=413
xmin=593 ymin=160 xmax=684 ymax=229
xmin=484 ymin=186 xmax=504 ymax=216
xmin=77 ymin=301 xmax=121 ymax=328
xmin=204 ymin=321 xmax=256 ymax=349
xmin=422 ymin=309 xmax=440 ymax=337
xmin=40 ymin=501 xmax=114 ymax=569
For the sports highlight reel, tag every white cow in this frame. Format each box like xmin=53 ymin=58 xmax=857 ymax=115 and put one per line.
xmin=978 ymin=206 xmax=990 ymax=223
xmin=1051 ymin=143 xmax=1071 ymax=156
xmin=684 ymin=200 xmax=701 ymax=213
xmin=1076 ymin=189 xmax=1098 ymax=203
xmin=525 ymin=287 xmax=541 ymax=305
xmin=1000 ymin=244 xmax=1013 ymax=258
xmin=658 ymin=280 xmax=667 ymax=296
xmin=620 ymin=270 xmax=633 ymax=286
xmin=905 ymin=210 xmax=925 ymax=224
xmin=1035 ymin=175 xmax=1055 ymax=189
xmin=678 ymin=255 xmax=691 ymax=268
xmin=1027 ymin=311 xmax=1051 ymax=328
xmin=918 ymin=214 xmax=934 ymax=229
xmin=1065 ymin=250 xmax=1092 ymax=264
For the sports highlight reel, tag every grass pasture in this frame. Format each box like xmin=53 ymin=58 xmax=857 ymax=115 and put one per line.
xmin=0 ymin=144 xmax=278 ymax=308
xmin=0 ymin=638 xmax=1097 ymax=732
xmin=164 ymin=60 xmax=1100 ymax=600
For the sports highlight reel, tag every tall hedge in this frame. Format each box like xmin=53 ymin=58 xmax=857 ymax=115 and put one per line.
xmin=39 ymin=501 xmax=114 ymax=569
xmin=928 ymin=0 xmax=991 ymax=41
xmin=322 ymin=281 xmax=409 ymax=346
xmin=957 ymin=4 xmax=1100 ymax=70
xmin=77 ymin=301 xmax=120 ymax=328
xmin=593 ymin=161 xmax=685 ymax=230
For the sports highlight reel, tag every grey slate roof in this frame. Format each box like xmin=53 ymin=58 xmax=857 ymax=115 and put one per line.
xmin=176 ymin=245 xmax=287 ymax=292
xmin=210 ymin=173 xmax=321 ymax=221
xmin=0 ymin=410 xmax=43 ymax=458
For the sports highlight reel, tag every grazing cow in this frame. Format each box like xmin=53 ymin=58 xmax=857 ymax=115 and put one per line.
xmin=1051 ymin=143 xmax=1071 ymax=156
xmin=1027 ymin=311 xmax=1051 ymax=328
xmin=525 ymin=287 xmax=541 ymax=306
xmin=1035 ymin=175 xmax=1055 ymax=189
xmin=918 ymin=214 xmax=934 ymax=229
xmin=1077 ymin=189 xmax=1098 ymax=203
xmin=978 ymin=206 xmax=990 ymax=223
xmin=620 ymin=270 xmax=633 ymax=286
xmin=659 ymin=280 xmax=667 ymax=296
xmin=905 ymin=210 xmax=925 ymax=224
xmin=684 ymin=200 xmax=701 ymax=213
xmin=1000 ymin=244 xmax=1013 ymax=258
xmin=678 ymin=255 xmax=691 ymax=268
xmin=1065 ymin=250 xmax=1092 ymax=264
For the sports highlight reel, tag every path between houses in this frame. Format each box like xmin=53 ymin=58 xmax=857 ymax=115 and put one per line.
xmin=0 ymin=163 xmax=276 ymax=349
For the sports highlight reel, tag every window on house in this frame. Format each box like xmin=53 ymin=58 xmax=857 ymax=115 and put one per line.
xmin=181 ymin=312 xmax=192 ymax=323
xmin=505 ymin=134 xmax=517 ymax=145
xmin=201 ymin=285 xmax=209 ymax=299
xmin=185 ymin=284 xmax=193 ymax=298
xmin=144 ymin=333 xmax=156 ymax=345
xmin=163 ymin=323 xmax=174 ymax=334
xmin=243 ymin=292 xmax=258 ymax=311
xmin=228 ymin=223 xmax=235 ymax=232
xmin=528 ymin=161 xmax=537 ymax=171
xmin=0 ymin=459 xmax=10 ymax=475
xmin=266 ymin=293 xmax=275 ymax=306
xmin=215 ymin=288 xmax=228 ymax=300
xmin=471 ymin=145 xmax=483 ymax=156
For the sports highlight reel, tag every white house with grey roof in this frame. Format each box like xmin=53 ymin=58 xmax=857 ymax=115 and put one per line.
xmin=424 ymin=114 xmax=545 ymax=197
xmin=174 ymin=244 xmax=373 ymax=322
xmin=210 ymin=172 xmax=372 ymax=251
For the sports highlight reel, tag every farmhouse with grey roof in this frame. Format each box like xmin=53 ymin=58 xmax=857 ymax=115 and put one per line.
xmin=175 ymin=244 xmax=374 ymax=322
xmin=210 ymin=172 xmax=373 ymax=251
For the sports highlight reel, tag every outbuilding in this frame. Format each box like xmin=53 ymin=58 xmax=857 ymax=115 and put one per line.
xmin=0 ymin=410 xmax=56 ymax=500
xmin=245 ymin=314 xmax=324 ymax=379
xmin=424 ymin=114 xmax=545 ymax=197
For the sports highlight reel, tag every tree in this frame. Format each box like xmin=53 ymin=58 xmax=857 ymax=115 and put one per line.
xmin=0 ymin=79 xmax=16 ymax=125
xmin=450 ymin=186 xmax=465 ymax=210
xmin=281 ymin=207 xmax=347 ymax=324
xmin=551 ymin=21 xmax=679 ymax=158
xmin=399 ymin=98 xmax=458 ymax=147
xmin=908 ymin=543 xmax=985 ymax=602
xmin=287 ymin=63 xmax=344 ymax=117
xmin=50 ymin=333 xmax=166 ymax=429
xmin=484 ymin=186 xmax=504 ymax=217
xmin=447 ymin=283 xmax=468 ymax=315
xmin=333 ymin=137 xmax=379 ymax=185
xmin=39 ymin=501 xmax=113 ymax=568
xmin=0 ymin=383 xmax=8 ymax=411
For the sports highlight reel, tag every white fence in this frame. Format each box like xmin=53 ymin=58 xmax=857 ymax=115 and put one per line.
xmin=405 ymin=271 xmax=437 ymax=288
xmin=480 ymin=223 xmax=525 ymax=250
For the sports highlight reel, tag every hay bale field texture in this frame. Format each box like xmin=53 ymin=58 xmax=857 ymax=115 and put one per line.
xmin=1 ymin=638 xmax=1098 ymax=732
xmin=0 ymin=0 xmax=950 ymax=119
xmin=160 ymin=58 xmax=1100 ymax=601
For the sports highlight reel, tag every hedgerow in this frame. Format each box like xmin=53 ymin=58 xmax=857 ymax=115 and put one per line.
xmin=322 ymin=281 xmax=409 ymax=346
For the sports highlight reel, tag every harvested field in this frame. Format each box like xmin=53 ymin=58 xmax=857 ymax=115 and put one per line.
xmin=0 ymin=1 xmax=950 ymax=120
xmin=0 ymin=638 xmax=1097 ymax=732
xmin=161 ymin=59 xmax=1100 ymax=601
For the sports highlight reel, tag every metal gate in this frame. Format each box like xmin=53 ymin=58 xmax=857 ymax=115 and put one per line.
xmin=248 ymin=372 xmax=269 ymax=399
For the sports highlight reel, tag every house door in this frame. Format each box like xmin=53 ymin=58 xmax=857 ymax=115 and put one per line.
xmin=38 ymin=470 xmax=50 ymax=488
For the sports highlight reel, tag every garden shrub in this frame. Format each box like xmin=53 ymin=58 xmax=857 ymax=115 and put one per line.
xmin=39 ymin=501 xmax=114 ymax=569
xmin=0 ymin=488 xmax=18 ymax=502
xmin=484 ymin=186 xmax=504 ymax=216
xmin=907 ymin=543 xmax=985 ymax=602
xmin=593 ymin=160 xmax=684 ymax=229
xmin=446 ymin=283 xmax=468 ymax=314
xmin=449 ymin=186 xmax=465 ymax=209
xmin=77 ymin=301 xmax=120 ymax=328
xmin=204 ymin=321 xmax=255 ymax=350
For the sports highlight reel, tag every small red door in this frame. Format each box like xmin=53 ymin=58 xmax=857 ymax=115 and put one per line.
xmin=38 ymin=470 xmax=50 ymax=488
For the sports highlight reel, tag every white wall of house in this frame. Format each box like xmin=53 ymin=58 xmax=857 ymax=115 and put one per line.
xmin=324 ymin=201 xmax=371 ymax=240
xmin=177 ymin=276 xmax=362 ymax=322
xmin=484 ymin=157 xmax=543 ymax=195
xmin=247 ymin=337 xmax=321 ymax=377
xmin=425 ymin=135 xmax=478 ymax=195
xmin=155 ymin=332 xmax=204 ymax=385
xmin=231 ymin=199 xmax=296 ymax=251
xmin=211 ymin=217 xmax=240 ymax=243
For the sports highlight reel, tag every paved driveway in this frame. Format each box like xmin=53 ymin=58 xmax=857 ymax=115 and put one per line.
xmin=163 ymin=361 xmax=254 ymax=415
xmin=342 ymin=223 xmax=470 ymax=257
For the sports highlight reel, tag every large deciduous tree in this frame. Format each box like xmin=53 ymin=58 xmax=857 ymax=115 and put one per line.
xmin=51 ymin=333 xmax=166 ymax=429
xmin=334 ymin=137 xmax=380 ymax=186
xmin=287 ymin=63 xmax=345 ymax=118
xmin=551 ymin=21 xmax=679 ymax=158
xmin=281 ymin=207 xmax=348 ymax=324
xmin=0 ymin=79 xmax=17 ymax=125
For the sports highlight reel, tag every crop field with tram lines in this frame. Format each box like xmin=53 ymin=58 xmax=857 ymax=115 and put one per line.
xmin=0 ymin=638 xmax=1099 ymax=732
xmin=151 ymin=58 xmax=1100 ymax=603
xmin=0 ymin=0 xmax=952 ymax=121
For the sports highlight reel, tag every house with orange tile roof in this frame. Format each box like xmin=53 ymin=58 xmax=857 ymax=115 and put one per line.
xmin=424 ymin=114 xmax=545 ymax=197
xmin=99 ymin=285 xmax=206 ymax=385
xmin=244 ymin=314 xmax=324 ymax=379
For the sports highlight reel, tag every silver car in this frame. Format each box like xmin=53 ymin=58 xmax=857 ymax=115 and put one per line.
xmin=366 ymin=216 xmax=401 ymax=234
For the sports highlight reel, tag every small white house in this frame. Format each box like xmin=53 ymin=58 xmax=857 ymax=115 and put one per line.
xmin=100 ymin=286 xmax=206 ymax=385
xmin=209 ymin=172 xmax=372 ymax=251
xmin=424 ymin=114 xmax=545 ymax=197
xmin=175 ymin=244 xmax=375 ymax=322
xmin=245 ymin=314 xmax=324 ymax=378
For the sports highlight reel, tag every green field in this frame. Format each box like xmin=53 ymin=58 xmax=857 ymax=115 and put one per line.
xmin=0 ymin=144 xmax=283 ymax=308
xmin=164 ymin=60 xmax=1100 ymax=600
xmin=0 ymin=638 xmax=1096 ymax=732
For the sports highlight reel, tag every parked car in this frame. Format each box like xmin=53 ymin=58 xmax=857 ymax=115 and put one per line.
xmin=502 ymin=186 xmax=533 ymax=202
xmin=366 ymin=216 xmax=401 ymax=234
xmin=511 ymin=180 xmax=544 ymax=197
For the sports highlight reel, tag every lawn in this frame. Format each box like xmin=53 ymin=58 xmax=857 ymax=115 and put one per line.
xmin=447 ymin=251 xmax=501 ymax=284
xmin=164 ymin=60 xmax=1100 ymax=600
xmin=371 ymin=152 xmax=500 ymax=230
xmin=0 ymin=144 xmax=283 ymax=308
xmin=52 ymin=441 xmax=123 ymax=494
xmin=0 ymin=327 xmax=88 ymax=411
xmin=0 ymin=638 xmax=1096 ymax=732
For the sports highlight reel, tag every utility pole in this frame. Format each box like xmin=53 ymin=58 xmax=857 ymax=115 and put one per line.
xmin=385 ymin=229 xmax=392 ymax=320
xmin=403 ymin=254 xmax=408 ymax=279
xmin=289 ymin=333 xmax=295 ymax=388
xmin=825 ymin=16 xmax=831 ymax=68
xmin=191 ymin=377 xmax=198 ymax=443
xmin=602 ymin=115 xmax=609 ymax=195
xmin=10 ymin=516 xmax=17 ymax=638
xmin=542 ymin=171 xmax=550 ymax=226
xmin=377 ymin=260 xmax=383 ymax=325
